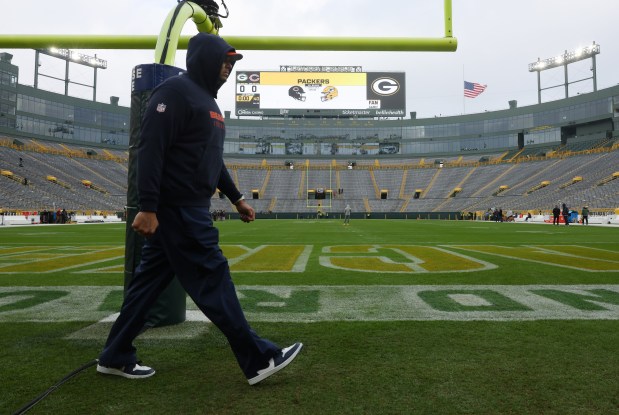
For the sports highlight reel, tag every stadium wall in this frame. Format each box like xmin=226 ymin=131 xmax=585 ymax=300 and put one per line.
xmin=1 ymin=55 xmax=619 ymax=214
xmin=1 ymin=52 xmax=618 ymax=158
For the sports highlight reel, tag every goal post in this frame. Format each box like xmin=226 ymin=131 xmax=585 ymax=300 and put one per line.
xmin=0 ymin=1 xmax=457 ymax=52
xmin=306 ymin=164 xmax=333 ymax=210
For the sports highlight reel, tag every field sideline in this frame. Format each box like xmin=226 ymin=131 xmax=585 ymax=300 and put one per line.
xmin=1 ymin=220 xmax=618 ymax=414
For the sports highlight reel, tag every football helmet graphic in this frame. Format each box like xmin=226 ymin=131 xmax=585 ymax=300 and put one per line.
xmin=288 ymin=86 xmax=306 ymax=102
xmin=321 ymin=86 xmax=338 ymax=102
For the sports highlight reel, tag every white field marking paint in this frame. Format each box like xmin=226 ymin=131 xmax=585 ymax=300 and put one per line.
xmin=524 ymin=245 xmax=583 ymax=258
xmin=319 ymin=245 xmax=496 ymax=273
xmin=448 ymin=294 xmax=493 ymax=307
xmin=236 ymin=286 xmax=294 ymax=308
xmin=68 ymin=318 xmax=211 ymax=340
xmin=322 ymin=245 xmax=381 ymax=254
xmin=227 ymin=245 xmax=311 ymax=273
xmin=529 ymin=245 xmax=619 ymax=264
xmin=17 ymin=232 xmax=65 ymax=236
xmin=77 ymin=245 xmax=314 ymax=274
xmin=448 ymin=245 xmax=619 ymax=273
xmin=0 ymin=248 xmax=123 ymax=274
xmin=0 ymin=294 xmax=32 ymax=307
xmin=320 ymin=244 xmax=419 ymax=272
xmin=433 ymin=245 xmax=498 ymax=271
xmin=75 ymin=264 xmax=123 ymax=274
xmin=237 ymin=285 xmax=619 ymax=322
xmin=96 ymin=310 xmax=213 ymax=325
xmin=1 ymin=285 xmax=618 ymax=325
xmin=558 ymin=245 xmax=619 ymax=253
xmin=387 ymin=248 xmax=427 ymax=272
xmin=99 ymin=312 xmax=120 ymax=323
xmin=35 ymin=254 xmax=125 ymax=274
xmin=1 ymin=244 xmax=613 ymax=275
xmin=256 ymin=301 xmax=287 ymax=307
xmin=320 ymin=255 xmax=423 ymax=273
xmin=0 ymin=246 xmax=61 ymax=258
xmin=292 ymin=245 xmax=312 ymax=273
xmin=524 ymin=245 xmax=618 ymax=268
xmin=225 ymin=244 xmax=258 ymax=266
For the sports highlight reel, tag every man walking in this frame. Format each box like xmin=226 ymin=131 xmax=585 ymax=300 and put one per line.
xmin=552 ymin=205 xmax=560 ymax=225
xmin=97 ymin=33 xmax=302 ymax=385
xmin=343 ymin=204 xmax=351 ymax=225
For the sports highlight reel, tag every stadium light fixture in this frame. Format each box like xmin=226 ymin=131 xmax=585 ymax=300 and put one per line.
xmin=528 ymin=42 xmax=599 ymax=72
xmin=528 ymin=42 xmax=599 ymax=104
xmin=39 ymin=48 xmax=108 ymax=69
xmin=34 ymin=48 xmax=107 ymax=101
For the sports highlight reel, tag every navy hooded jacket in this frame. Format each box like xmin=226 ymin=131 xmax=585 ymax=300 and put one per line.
xmin=137 ymin=33 xmax=242 ymax=212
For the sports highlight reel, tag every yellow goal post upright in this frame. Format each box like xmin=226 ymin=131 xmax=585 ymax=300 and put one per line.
xmin=0 ymin=0 xmax=458 ymax=321
xmin=127 ymin=1 xmax=220 ymax=328
xmin=306 ymin=162 xmax=333 ymax=210
xmin=0 ymin=1 xmax=457 ymax=52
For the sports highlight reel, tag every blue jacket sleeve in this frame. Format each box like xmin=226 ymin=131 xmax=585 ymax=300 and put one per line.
xmin=218 ymin=163 xmax=243 ymax=204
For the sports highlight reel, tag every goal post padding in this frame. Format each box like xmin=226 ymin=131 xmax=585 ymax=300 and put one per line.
xmin=125 ymin=63 xmax=186 ymax=328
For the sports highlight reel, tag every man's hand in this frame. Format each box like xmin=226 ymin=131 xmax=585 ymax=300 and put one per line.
xmin=234 ymin=199 xmax=255 ymax=223
xmin=132 ymin=211 xmax=159 ymax=237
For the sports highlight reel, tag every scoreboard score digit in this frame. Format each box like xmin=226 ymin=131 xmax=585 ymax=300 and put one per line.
xmin=236 ymin=83 xmax=260 ymax=94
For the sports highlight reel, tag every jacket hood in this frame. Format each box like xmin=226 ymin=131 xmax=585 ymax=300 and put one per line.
xmin=186 ymin=33 xmax=238 ymax=98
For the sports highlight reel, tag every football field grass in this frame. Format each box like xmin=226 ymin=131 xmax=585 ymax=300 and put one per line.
xmin=1 ymin=219 xmax=618 ymax=414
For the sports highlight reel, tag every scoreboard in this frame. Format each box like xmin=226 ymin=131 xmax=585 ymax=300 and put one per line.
xmin=234 ymin=71 xmax=406 ymax=117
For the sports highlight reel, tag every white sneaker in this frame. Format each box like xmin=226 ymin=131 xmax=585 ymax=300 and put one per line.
xmin=248 ymin=343 xmax=303 ymax=385
xmin=96 ymin=362 xmax=155 ymax=379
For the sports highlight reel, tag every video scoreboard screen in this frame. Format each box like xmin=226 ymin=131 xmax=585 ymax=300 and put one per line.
xmin=235 ymin=71 xmax=406 ymax=117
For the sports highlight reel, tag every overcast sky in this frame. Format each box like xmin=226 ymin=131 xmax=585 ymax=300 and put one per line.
xmin=2 ymin=0 xmax=618 ymax=118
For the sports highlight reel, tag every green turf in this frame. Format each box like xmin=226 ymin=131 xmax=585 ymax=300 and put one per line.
xmin=1 ymin=220 xmax=618 ymax=414
xmin=2 ymin=321 xmax=618 ymax=414
xmin=1 ymin=220 xmax=617 ymax=286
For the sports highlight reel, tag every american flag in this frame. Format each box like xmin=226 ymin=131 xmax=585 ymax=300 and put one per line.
xmin=464 ymin=81 xmax=487 ymax=98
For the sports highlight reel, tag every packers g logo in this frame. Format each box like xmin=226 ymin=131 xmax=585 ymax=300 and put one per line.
xmin=371 ymin=77 xmax=400 ymax=96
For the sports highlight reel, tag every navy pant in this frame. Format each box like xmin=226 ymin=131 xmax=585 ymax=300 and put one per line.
xmin=99 ymin=206 xmax=280 ymax=378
